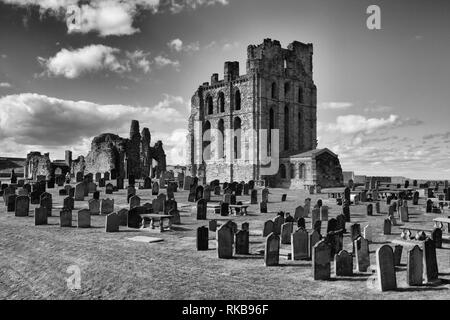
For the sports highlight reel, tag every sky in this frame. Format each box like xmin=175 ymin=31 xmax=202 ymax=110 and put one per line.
xmin=0 ymin=0 xmax=449 ymax=180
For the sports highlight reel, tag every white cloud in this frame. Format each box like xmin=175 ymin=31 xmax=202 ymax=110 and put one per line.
xmin=2 ymin=0 xmax=229 ymax=36
xmin=0 ymin=93 xmax=190 ymax=164
xmin=326 ymin=114 xmax=400 ymax=135
xmin=1 ymin=54 xmax=7 ymax=59
xmin=318 ymin=102 xmax=353 ymax=110
xmin=167 ymin=38 xmax=200 ymax=53
xmin=0 ymin=82 xmax=12 ymax=88
xmin=38 ymin=45 xmax=173 ymax=78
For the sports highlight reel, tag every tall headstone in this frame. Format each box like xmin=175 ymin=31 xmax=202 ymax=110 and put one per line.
xmin=263 ymin=220 xmax=274 ymax=237
xmin=407 ymin=245 xmax=423 ymax=286
xmin=235 ymin=230 xmax=249 ymax=255
xmin=312 ymin=240 xmax=331 ymax=280
xmin=197 ymin=226 xmax=209 ymax=251
xmin=196 ymin=199 xmax=207 ymax=220
xmin=335 ymin=250 xmax=353 ymax=277
xmin=74 ymin=183 xmax=85 ymax=201
xmin=217 ymin=224 xmax=233 ymax=259
xmin=291 ymin=228 xmax=309 ymax=260
xmin=15 ymin=195 xmax=29 ymax=217
xmin=250 ymin=189 xmax=258 ymax=204
xmin=375 ymin=245 xmax=397 ymax=291
xmin=101 ymin=198 xmax=114 ymax=215
xmin=77 ymin=209 xmax=91 ymax=228
xmin=355 ymin=237 xmax=370 ymax=272
xmin=281 ymin=222 xmax=293 ymax=244
xmin=60 ymin=208 xmax=72 ymax=227
xmin=423 ymin=238 xmax=439 ymax=283
xmin=88 ymin=199 xmax=100 ymax=215
xmin=309 ymin=230 xmax=321 ymax=259
xmin=105 ymin=212 xmax=120 ymax=232
xmin=34 ymin=207 xmax=48 ymax=225
xmin=264 ymin=233 xmax=280 ymax=266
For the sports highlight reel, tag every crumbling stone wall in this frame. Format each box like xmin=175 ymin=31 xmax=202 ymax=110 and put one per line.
xmin=25 ymin=152 xmax=52 ymax=180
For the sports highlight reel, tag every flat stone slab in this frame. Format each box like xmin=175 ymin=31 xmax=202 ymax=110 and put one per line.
xmin=127 ymin=236 xmax=164 ymax=243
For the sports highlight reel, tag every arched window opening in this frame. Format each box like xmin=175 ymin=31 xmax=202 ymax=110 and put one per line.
xmin=299 ymin=163 xmax=305 ymax=179
xmin=284 ymin=82 xmax=290 ymax=99
xmin=218 ymin=92 xmax=225 ymax=113
xmin=235 ymin=90 xmax=241 ymax=111
xmin=207 ymin=96 xmax=213 ymax=115
xmin=284 ymin=105 xmax=289 ymax=151
xmin=290 ymin=164 xmax=295 ymax=179
xmin=271 ymin=82 xmax=277 ymax=100
xmin=298 ymin=86 xmax=304 ymax=104
xmin=233 ymin=117 xmax=242 ymax=159
xmin=268 ymin=108 xmax=275 ymax=156
xmin=218 ymin=119 xmax=225 ymax=159
xmin=202 ymin=121 xmax=212 ymax=161
xmin=280 ymin=164 xmax=286 ymax=179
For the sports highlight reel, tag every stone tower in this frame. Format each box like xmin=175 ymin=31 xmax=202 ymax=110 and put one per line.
xmin=127 ymin=120 xmax=142 ymax=178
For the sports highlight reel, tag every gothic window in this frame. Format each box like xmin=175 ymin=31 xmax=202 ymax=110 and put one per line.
xmin=218 ymin=119 xmax=225 ymax=159
xmin=299 ymin=163 xmax=306 ymax=179
xmin=284 ymin=82 xmax=290 ymax=99
xmin=268 ymin=108 xmax=275 ymax=156
xmin=280 ymin=164 xmax=286 ymax=179
xmin=233 ymin=117 xmax=242 ymax=159
xmin=218 ymin=92 xmax=225 ymax=113
xmin=290 ymin=164 xmax=295 ymax=179
xmin=271 ymin=82 xmax=277 ymax=99
xmin=207 ymin=95 xmax=213 ymax=115
xmin=284 ymin=105 xmax=289 ymax=151
xmin=202 ymin=121 xmax=211 ymax=160
xmin=298 ymin=86 xmax=304 ymax=104
xmin=235 ymin=89 xmax=241 ymax=111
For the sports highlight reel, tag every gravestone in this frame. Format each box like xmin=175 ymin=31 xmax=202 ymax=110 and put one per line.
xmin=363 ymin=225 xmax=373 ymax=242
xmin=235 ymin=230 xmax=249 ymax=255
xmin=297 ymin=217 xmax=306 ymax=229
xmin=311 ymin=208 xmax=320 ymax=230
xmin=15 ymin=195 xmax=29 ymax=217
xmin=40 ymin=194 xmax=52 ymax=217
xmin=217 ymin=224 xmax=233 ymax=259
xmin=400 ymin=206 xmax=409 ymax=223
xmin=197 ymin=226 xmax=209 ymax=251
xmin=235 ymin=184 xmax=243 ymax=196
xmin=95 ymin=172 xmax=102 ymax=182
xmin=335 ymin=250 xmax=353 ymax=276
xmin=241 ymin=222 xmax=249 ymax=231
xmin=327 ymin=218 xmax=337 ymax=233
xmin=128 ymin=175 xmax=135 ymax=186
xmin=98 ymin=178 xmax=105 ymax=188
xmin=169 ymin=209 xmax=181 ymax=225
xmin=128 ymin=206 xmax=144 ymax=229
xmin=281 ymin=222 xmax=293 ymax=244
xmin=262 ymin=188 xmax=269 ymax=203
xmin=93 ymin=191 xmax=100 ymax=200
xmin=105 ymin=212 xmax=120 ymax=232
xmin=165 ymin=199 xmax=178 ymax=215
xmin=383 ymin=219 xmax=392 ymax=235
xmin=312 ymin=240 xmax=331 ymax=280
xmin=152 ymin=182 xmax=160 ymax=196
xmin=74 ymin=183 xmax=85 ymax=201
xmin=203 ymin=186 xmax=211 ymax=202
xmin=214 ymin=186 xmax=221 ymax=196
xmin=264 ymin=233 xmax=280 ymax=266
xmin=423 ymin=238 xmax=439 ymax=283
xmin=209 ymin=220 xmax=218 ymax=232
xmin=118 ymin=209 xmax=128 ymax=227
xmin=243 ymin=184 xmax=249 ymax=195
xmin=60 ymin=208 xmax=72 ymax=227
xmin=76 ymin=172 xmax=83 ymax=182
xmin=309 ymin=230 xmax=321 ymax=259
xmin=367 ymin=204 xmax=373 ymax=216
xmin=130 ymin=195 xmax=141 ymax=209
xmin=412 ymin=192 xmax=419 ymax=205
xmin=106 ymin=183 xmax=115 ymax=195
xmin=294 ymin=206 xmax=305 ymax=220
xmin=291 ymin=228 xmax=309 ymax=260
xmin=183 ymin=176 xmax=192 ymax=191
xmin=375 ymin=201 xmax=380 ymax=214
xmin=88 ymin=199 xmax=100 ymax=215
xmin=355 ymin=237 xmax=370 ymax=272
xmin=143 ymin=177 xmax=152 ymax=189
xmin=350 ymin=223 xmax=361 ymax=252
xmin=431 ymin=228 xmax=442 ymax=249
xmin=195 ymin=185 xmax=204 ymax=202
xmin=320 ymin=206 xmax=329 ymax=221
xmin=63 ymin=196 xmax=74 ymax=210
xmin=220 ymin=202 xmax=229 ymax=216
xmin=101 ymin=198 xmax=114 ymax=215
xmin=167 ymin=183 xmax=175 ymax=200
xmin=281 ymin=194 xmax=287 ymax=202
xmin=248 ymin=180 xmax=255 ymax=190
xmin=116 ymin=177 xmax=124 ymax=190
xmin=104 ymin=172 xmax=110 ymax=181
xmin=7 ymin=194 xmax=17 ymax=212
xmin=336 ymin=214 xmax=346 ymax=233
xmin=342 ymin=205 xmax=350 ymax=223
xmin=393 ymin=245 xmax=403 ymax=266
xmin=127 ymin=186 xmax=136 ymax=201
xmin=273 ymin=215 xmax=284 ymax=235
xmin=260 ymin=201 xmax=267 ymax=213
xmin=87 ymin=182 xmax=97 ymax=194
xmin=247 ymin=190 xmax=257 ymax=206
xmin=34 ymin=207 xmax=48 ymax=225
xmin=375 ymin=245 xmax=397 ymax=291
xmin=196 ymin=199 xmax=207 ymax=220
xmin=407 ymin=245 xmax=423 ymax=286
xmin=263 ymin=220 xmax=274 ymax=237
xmin=77 ymin=209 xmax=91 ymax=228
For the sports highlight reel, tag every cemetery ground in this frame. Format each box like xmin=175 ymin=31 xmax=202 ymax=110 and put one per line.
xmin=0 ymin=180 xmax=449 ymax=300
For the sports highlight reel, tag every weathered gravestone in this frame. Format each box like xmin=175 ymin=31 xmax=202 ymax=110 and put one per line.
xmin=118 ymin=209 xmax=128 ymax=227
xmin=375 ymin=245 xmax=397 ymax=291
xmin=272 ymin=215 xmax=284 ymax=235
xmin=214 ymin=186 xmax=221 ymax=196
xmin=101 ymin=198 xmax=114 ymax=215
xmin=165 ymin=199 xmax=178 ymax=215
xmin=152 ymin=182 xmax=160 ymax=196
xmin=197 ymin=199 xmax=207 ymax=220
xmin=88 ymin=199 xmax=100 ymax=215
xmin=143 ymin=177 xmax=152 ymax=189
xmin=104 ymin=172 xmax=110 ymax=181
xmin=260 ymin=201 xmax=267 ymax=213
xmin=126 ymin=186 xmax=136 ymax=201
xmin=312 ymin=240 xmax=331 ymax=280
xmin=423 ymin=238 xmax=439 ymax=283
xmin=383 ymin=219 xmax=392 ymax=235
xmin=169 ymin=209 xmax=181 ymax=225
xmin=304 ymin=198 xmax=311 ymax=217
xmin=98 ymin=178 xmax=105 ymax=188
xmin=34 ymin=207 xmax=48 ymax=225
xmin=60 ymin=208 xmax=72 ymax=227
xmin=263 ymin=220 xmax=274 ymax=237
xmin=281 ymin=222 xmax=293 ymax=244
xmin=250 ymin=189 xmax=258 ymax=204
xmin=431 ymin=228 xmax=442 ymax=249
xmin=335 ymin=250 xmax=353 ymax=276
xmin=203 ymin=186 xmax=211 ymax=202
xmin=407 ymin=245 xmax=423 ymax=286
xmin=197 ymin=226 xmax=209 ymax=251
xmin=40 ymin=194 xmax=52 ymax=217
xmin=128 ymin=174 xmax=135 ymax=186
xmin=309 ymin=230 xmax=321 ymax=259
xmin=342 ymin=205 xmax=350 ymax=223
xmin=220 ymin=202 xmax=229 ymax=216
xmin=336 ymin=214 xmax=346 ymax=233
xmin=15 ymin=196 xmax=29 ymax=217
xmin=235 ymin=230 xmax=249 ymax=255
xmin=294 ymin=206 xmax=305 ymax=220
xmin=75 ymin=183 xmax=85 ymax=201
xmin=311 ymin=208 xmax=320 ymax=230
xmin=95 ymin=172 xmax=102 ymax=182
xmin=355 ymin=236 xmax=370 ymax=272
xmin=243 ymin=183 xmax=249 ymax=195
xmin=350 ymin=223 xmax=361 ymax=253
xmin=77 ymin=209 xmax=91 ymax=228
xmin=393 ymin=245 xmax=403 ymax=266
xmin=105 ymin=212 xmax=120 ymax=232
xmin=195 ymin=186 xmax=204 ymax=202
xmin=93 ymin=191 xmax=100 ymax=200
xmin=400 ymin=206 xmax=409 ymax=223
xmin=291 ymin=228 xmax=309 ymax=261
xmin=297 ymin=217 xmax=306 ymax=229
xmin=129 ymin=195 xmax=141 ymax=209
xmin=116 ymin=177 xmax=124 ymax=190
xmin=7 ymin=194 xmax=17 ymax=212
xmin=217 ymin=224 xmax=233 ymax=259
xmin=281 ymin=194 xmax=287 ymax=202
xmin=128 ymin=207 xmax=144 ymax=229
xmin=262 ymin=188 xmax=269 ymax=203
xmin=76 ymin=172 xmax=83 ymax=183
xmin=264 ymin=233 xmax=280 ymax=266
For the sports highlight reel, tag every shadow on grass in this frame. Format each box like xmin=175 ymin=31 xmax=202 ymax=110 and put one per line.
xmin=329 ymin=277 xmax=370 ymax=282
xmin=396 ymin=286 xmax=449 ymax=292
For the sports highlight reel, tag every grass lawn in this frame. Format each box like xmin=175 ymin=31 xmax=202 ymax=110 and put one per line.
xmin=0 ymin=180 xmax=449 ymax=300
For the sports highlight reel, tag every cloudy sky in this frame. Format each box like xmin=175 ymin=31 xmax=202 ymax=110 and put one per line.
xmin=0 ymin=0 xmax=449 ymax=179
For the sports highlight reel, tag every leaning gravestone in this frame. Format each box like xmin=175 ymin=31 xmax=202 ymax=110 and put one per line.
xmin=291 ymin=228 xmax=309 ymax=261
xmin=264 ymin=233 xmax=280 ymax=266
xmin=105 ymin=212 xmax=120 ymax=232
xmin=217 ymin=224 xmax=233 ymax=259
xmin=197 ymin=226 xmax=209 ymax=251
xmin=235 ymin=230 xmax=249 ymax=255
xmin=15 ymin=195 xmax=29 ymax=217
xmin=335 ymin=250 xmax=353 ymax=276
xmin=196 ymin=199 xmax=207 ymax=220
xmin=407 ymin=245 xmax=423 ymax=286
xmin=88 ymin=199 xmax=100 ymax=215
xmin=34 ymin=207 xmax=48 ymax=225
xmin=60 ymin=208 xmax=72 ymax=227
xmin=77 ymin=209 xmax=91 ymax=228
xmin=312 ymin=240 xmax=331 ymax=280
xmin=376 ymin=245 xmax=397 ymax=291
